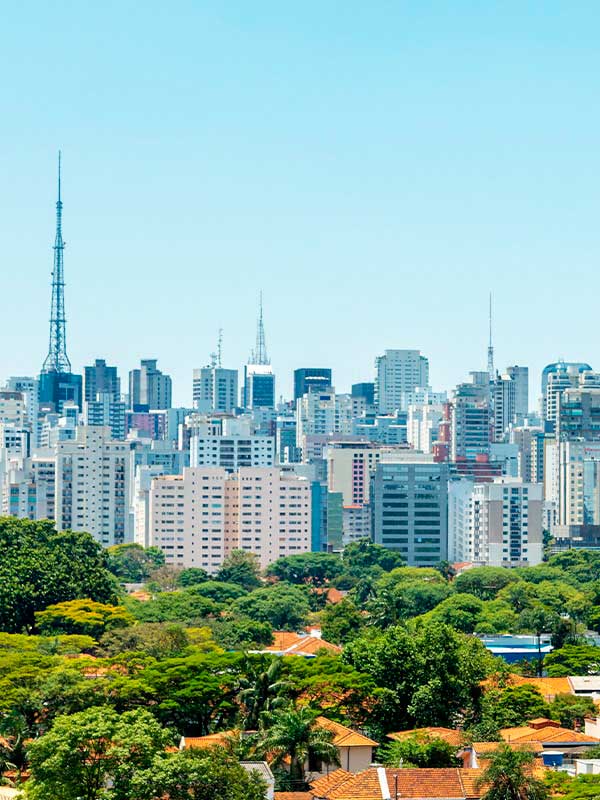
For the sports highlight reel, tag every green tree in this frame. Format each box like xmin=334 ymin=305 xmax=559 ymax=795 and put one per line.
xmin=187 ymin=581 xmax=247 ymax=603
xmin=380 ymin=733 xmax=459 ymax=768
xmin=106 ymin=544 xmax=165 ymax=583
xmin=209 ymin=615 xmax=274 ymax=649
xmin=477 ymin=743 xmax=547 ymax=800
xmin=260 ymin=707 xmax=339 ymax=788
xmin=550 ymin=693 xmax=596 ymax=730
xmin=130 ymin=748 xmax=267 ymax=800
xmin=341 ymin=539 xmax=405 ymax=575
xmin=453 ymin=567 xmax=518 ymax=601
xmin=25 ymin=706 xmax=171 ymax=800
xmin=343 ymin=621 xmax=493 ymax=736
xmin=544 ymin=644 xmax=600 ymax=677
xmin=99 ymin=623 xmax=190 ymax=659
xmin=125 ymin=590 xmax=222 ymax=624
xmin=216 ymin=551 xmax=261 ymax=590
xmin=176 ymin=568 xmax=210 ymax=587
xmin=35 ymin=599 xmax=134 ymax=638
xmin=233 ymin=584 xmax=310 ymax=630
xmin=320 ymin=599 xmax=364 ymax=644
xmin=420 ymin=593 xmax=484 ymax=633
xmin=0 ymin=519 xmax=117 ymax=633
xmin=476 ymin=686 xmax=549 ymax=735
xmin=265 ymin=553 xmax=343 ymax=586
xmin=237 ymin=656 xmax=291 ymax=729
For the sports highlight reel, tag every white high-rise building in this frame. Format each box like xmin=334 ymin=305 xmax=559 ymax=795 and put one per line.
xmin=448 ymin=477 xmax=543 ymax=567
xmin=55 ymin=426 xmax=132 ymax=546
xmin=296 ymin=389 xmax=365 ymax=452
xmin=4 ymin=377 xmax=39 ymax=446
xmin=375 ymin=350 xmax=429 ymax=414
xmin=492 ymin=374 xmax=516 ymax=442
xmin=0 ymin=391 xmax=26 ymax=428
xmin=407 ymin=404 xmax=444 ymax=453
xmin=188 ymin=414 xmax=274 ymax=472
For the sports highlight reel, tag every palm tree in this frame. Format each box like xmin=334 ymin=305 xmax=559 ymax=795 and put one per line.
xmin=237 ymin=657 xmax=292 ymax=730
xmin=477 ymin=744 xmax=547 ymax=800
xmin=260 ymin=706 xmax=339 ymax=789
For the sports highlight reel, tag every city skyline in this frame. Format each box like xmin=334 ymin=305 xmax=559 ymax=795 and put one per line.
xmin=3 ymin=3 xmax=600 ymax=402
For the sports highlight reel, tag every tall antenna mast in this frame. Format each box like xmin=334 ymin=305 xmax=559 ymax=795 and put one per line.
xmin=217 ymin=328 xmax=223 ymax=368
xmin=42 ymin=151 xmax=71 ymax=373
xmin=250 ymin=291 xmax=270 ymax=365
xmin=487 ymin=291 xmax=494 ymax=381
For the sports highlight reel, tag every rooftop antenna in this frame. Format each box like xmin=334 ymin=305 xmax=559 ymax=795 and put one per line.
xmin=487 ymin=292 xmax=495 ymax=381
xmin=217 ymin=328 xmax=223 ymax=368
xmin=250 ymin=291 xmax=270 ymax=365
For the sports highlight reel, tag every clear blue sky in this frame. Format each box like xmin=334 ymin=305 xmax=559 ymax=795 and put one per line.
xmin=2 ymin=2 xmax=599 ymax=405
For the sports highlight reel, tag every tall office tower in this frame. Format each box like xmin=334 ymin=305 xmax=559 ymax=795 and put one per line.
xmin=492 ymin=373 xmax=516 ymax=442
xmin=375 ymin=350 xmax=429 ymax=413
xmin=294 ymin=368 xmax=332 ymax=401
xmin=506 ymin=366 xmax=529 ymax=421
xmin=84 ymin=393 xmax=127 ymax=439
xmin=193 ymin=367 xmax=238 ymax=413
xmin=372 ymin=453 xmax=449 ymax=566
xmin=144 ymin=466 xmax=311 ymax=572
xmin=448 ymin=477 xmax=543 ymax=567
xmin=188 ymin=415 xmax=274 ymax=472
xmin=129 ymin=359 xmax=172 ymax=410
xmin=84 ymin=359 xmax=121 ymax=403
xmin=558 ymin=387 xmax=600 ymax=441
xmin=351 ymin=382 xmax=375 ymax=406
xmin=407 ymin=403 xmax=444 ymax=453
xmin=54 ymin=426 xmax=131 ymax=546
xmin=450 ymin=372 xmax=491 ymax=461
xmin=38 ymin=153 xmax=82 ymax=413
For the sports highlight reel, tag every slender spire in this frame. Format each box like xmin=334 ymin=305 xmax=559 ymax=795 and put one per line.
xmin=217 ymin=328 xmax=223 ymax=368
xmin=250 ymin=291 xmax=270 ymax=365
xmin=487 ymin=291 xmax=494 ymax=380
xmin=42 ymin=151 xmax=71 ymax=374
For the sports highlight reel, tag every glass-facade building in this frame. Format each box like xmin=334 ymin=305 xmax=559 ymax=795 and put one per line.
xmin=373 ymin=459 xmax=449 ymax=566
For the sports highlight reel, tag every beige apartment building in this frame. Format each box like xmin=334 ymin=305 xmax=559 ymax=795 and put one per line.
xmin=145 ymin=466 xmax=311 ymax=572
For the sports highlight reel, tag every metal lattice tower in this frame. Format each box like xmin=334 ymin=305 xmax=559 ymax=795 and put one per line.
xmin=250 ymin=291 xmax=270 ymax=365
xmin=487 ymin=291 xmax=494 ymax=381
xmin=42 ymin=151 xmax=71 ymax=373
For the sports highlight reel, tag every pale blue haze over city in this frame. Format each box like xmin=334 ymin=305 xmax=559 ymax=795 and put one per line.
xmin=2 ymin=1 xmax=599 ymax=402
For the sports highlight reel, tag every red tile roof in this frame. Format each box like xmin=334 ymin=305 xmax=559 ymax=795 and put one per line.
xmin=313 ymin=768 xmax=484 ymax=799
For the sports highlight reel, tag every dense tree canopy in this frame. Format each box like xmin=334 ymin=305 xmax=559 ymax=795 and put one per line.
xmin=106 ymin=543 xmax=165 ymax=583
xmin=0 ymin=519 xmax=117 ymax=633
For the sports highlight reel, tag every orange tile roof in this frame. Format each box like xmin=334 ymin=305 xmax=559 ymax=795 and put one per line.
xmin=316 ymin=717 xmax=378 ymax=747
xmin=470 ymin=741 xmax=541 ymax=754
xmin=387 ymin=727 xmax=464 ymax=747
xmin=500 ymin=722 xmax=600 ymax=745
xmin=310 ymin=769 xmax=353 ymax=796
xmin=482 ymin=673 xmax=572 ymax=700
xmin=317 ymin=768 xmax=484 ymax=799
xmin=263 ymin=632 xmax=341 ymax=656
xmin=274 ymin=794 xmax=312 ymax=799
xmin=181 ymin=732 xmax=232 ymax=749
